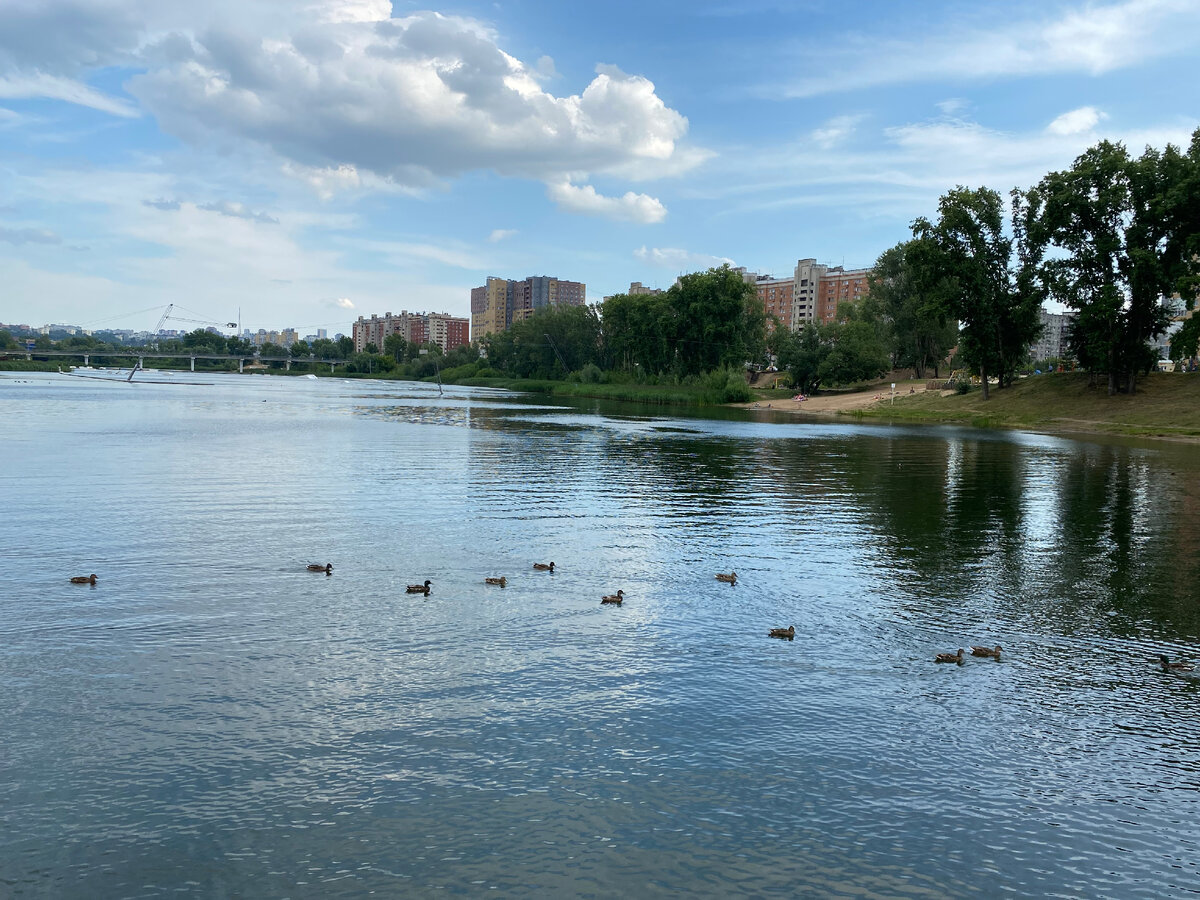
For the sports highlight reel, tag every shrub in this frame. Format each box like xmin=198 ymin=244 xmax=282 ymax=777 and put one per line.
xmin=577 ymin=362 xmax=605 ymax=384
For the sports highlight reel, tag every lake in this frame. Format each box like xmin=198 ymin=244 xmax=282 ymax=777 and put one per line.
xmin=2 ymin=371 xmax=1199 ymax=898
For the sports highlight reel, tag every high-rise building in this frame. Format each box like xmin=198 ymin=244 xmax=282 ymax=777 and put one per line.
xmin=470 ymin=275 xmax=586 ymax=337
xmin=1032 ymin=308 xmax=1075 ymax=362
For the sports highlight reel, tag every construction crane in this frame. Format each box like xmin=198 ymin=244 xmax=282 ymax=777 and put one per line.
xmin=152 ymin=304 xmax=238 ymax=348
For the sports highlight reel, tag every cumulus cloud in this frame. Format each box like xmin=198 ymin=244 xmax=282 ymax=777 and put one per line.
xmin=487 ymin=229 xmax=518 ymax=242
xmin=634 ymin=246 xmax=734 ymax=270
xmin=122 ymin=14 xmax=696 ymax=194
xmin=1047 ymin=106 xmax=1106 ymax=135
xmin=547 ymin=181 xmax=667 ymax=223
xmin=143 ymin=198 xmax=181 ymax=210
xmin=0 ymin=225 xmax=61 ymax=245
xmin=334 ymin=297 xmax=355 ymax=309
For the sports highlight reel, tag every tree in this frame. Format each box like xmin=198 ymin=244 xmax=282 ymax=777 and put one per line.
xmin=290 ymin=339 xmax=311 ymax=358
xmin=912 ymin=186 xmax=1041 ymax=400
xmin=868 ymin=240 xmax=957 ymax=379
xmin=668 ymin=265 xmax=766 ymax=377
xmin=1019 ymin=140 xmax=1184 ymax=394
xmin=816 ymin=320 xmax=891 ymax=387
xmin=336 ymin=335 xmax=354 ymax=358
xmin=0 ymin=330 xmax=16 ymax=350
xmin=383 ymin=333 xmax=408 ymax=363
xmin=774 ymin=323 xmax=827 ymax=394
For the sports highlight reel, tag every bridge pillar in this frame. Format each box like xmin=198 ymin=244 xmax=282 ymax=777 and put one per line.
xmin=239 ymin=358 xmax=244 ymax=373
xmin=84 ymin=354 xmax=89 ymax=366
xmin=331 ymin=362 xmax=335 ymax=374
xmin=285 ymin=358 xmax=291 ymax=371
xmin=190 ymin=356 xmax=195 ymax=372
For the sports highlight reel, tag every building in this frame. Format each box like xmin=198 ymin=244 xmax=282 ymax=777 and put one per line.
xmin=628 ymin=282 xmax=664 ymax=296
xmin=470 ymin=275 xmax=586 ymax=338
xmin=755 ymin=276 xmax=795 ymax=330
xmin=1032 ymin=309 xmax=1075 ymax=362
xmin=816 ymin=266 xmax=872 ymax=322
xmin=352 ymin=310 xmax=470 ymax=353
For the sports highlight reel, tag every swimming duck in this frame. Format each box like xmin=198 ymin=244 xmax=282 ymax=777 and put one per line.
xmin=970 ymin=645 xmax=1002 ymax=659
xmin=716 ymin=572 xmax=737 ymax=584
xmin=601 ymin=590 xmax=624 ymax=605
xmin=533 ymin=562 xmax=555 ymax=571
xmin=406 ymin=580 xmax=432 ymax=594
xmin=485 ymin=576 xmax=507 ymax=587
xmin=935 ymin=648 xmax=965 ymax=664
xmin=1159 ymin=654 xmax=1194 ymax=672
xmin=768 ymin=625 xmax=795 ymax=640
xmin=307 ymin=563 xmax=333 ymax=574
xmin=70 ymin=574 xmax=97 ymax=584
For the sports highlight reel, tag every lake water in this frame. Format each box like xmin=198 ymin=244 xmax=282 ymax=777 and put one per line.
xmin=2 ymin=371 xmax=1199 ymax=898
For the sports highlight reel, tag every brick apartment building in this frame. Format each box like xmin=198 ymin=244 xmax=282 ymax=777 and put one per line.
xmin=352 ymin=310 xmax=470 ymax=353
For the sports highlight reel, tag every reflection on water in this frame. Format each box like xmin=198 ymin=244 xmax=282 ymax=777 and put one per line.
xmin=1 ymin=372 xmax=1198 ymax=898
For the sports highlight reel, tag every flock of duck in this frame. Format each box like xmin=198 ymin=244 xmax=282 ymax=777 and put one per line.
xmin=69 ymin=569 xmax=1196 ymax=671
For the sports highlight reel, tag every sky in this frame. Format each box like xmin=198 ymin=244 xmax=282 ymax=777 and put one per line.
xmin=1 ymin=0 xmax=1198 ymax=337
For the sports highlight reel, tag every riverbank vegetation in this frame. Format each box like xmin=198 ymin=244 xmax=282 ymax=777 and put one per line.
xmin=849 ymin=372 xmax=1200 ymax=439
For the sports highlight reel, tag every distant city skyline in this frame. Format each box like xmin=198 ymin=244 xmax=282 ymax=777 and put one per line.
xmin=1 ymin=0 xmax=1198 ymax=331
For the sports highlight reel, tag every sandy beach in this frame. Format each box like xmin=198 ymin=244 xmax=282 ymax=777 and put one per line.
xmin=737 ymin=382 xmax=931 ymax=415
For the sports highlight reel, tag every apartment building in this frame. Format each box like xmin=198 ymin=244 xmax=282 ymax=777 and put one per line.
xmin=352 ymin=310 xmax=470 ymax=353
xmin=470 ymin=275 xmax=586 ymax=338
xmin=1032 ymin=309 xmax=1075 ymax=362
xmin=755 ymin=276 xmax=795 ymax=330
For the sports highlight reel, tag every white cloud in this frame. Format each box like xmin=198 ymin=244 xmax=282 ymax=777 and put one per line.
xmin=634 ymin=246 xmax=734 ymax=270
xmin=197 ymin=200 xmax=279 ymax=224
xmin=0 ymin=73 xmax=138 ymax=117
xmin=776 ymin=0 xmax=1200 ymax=98
xmin=700 ymin=113 xmax=1199 ymax=226
xmin=487 ymin=229 xmax=518 ymax=242
xmin=546 ymin=181 xmax=667 ymax=223
xmin=812 ymin=114 xmax=865 ymax=148
xmin=1047 ymin=106 xmax=1106 ymax=135
xmin=363 ymin=239 xmax=481 ymax=269
xmin=335 ymin=297 xmax=355 ymax=309
xmin=120 ymin=15 xmax=698 ymax=193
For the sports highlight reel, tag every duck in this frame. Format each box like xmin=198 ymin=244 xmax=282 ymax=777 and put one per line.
xmin=70 ymin=574 xmax=98 ymax=584
xmin=307 ymin=563 xmax=333 ymax=574
xmin=716 ymin=572 xmax=737 ymax=584
xmin=533 ymin=562 xmax=555 ymax=571
xmin=935 ymin=648 xmax=965 ymax=664
xmin=768 ymin=625 xmax=795 ymax=640
xmin=406 ymin=579 xmax=432 ymax=595
xmin=485 ymin=576 xmax=507 ymax=587
xmin=601 ymin=590 xmax=624 ymax=605
xmin=1159 ymin=654 xmax=1194 ymax=672
xmin=970 ymin=645 xmax=1002 ymax=659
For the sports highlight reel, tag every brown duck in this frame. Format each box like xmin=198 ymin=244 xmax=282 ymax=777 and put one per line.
xmin=768 ymin=625 xmax=795 ymax=640
xmin=601 ymin=590 xmax=624 ymax=605
xmin=935 ymin=649 xmax=965 ymax=664
xmin=406 ymin=580 xmax=432 ymax=595
xmin=70 ymin=574 xmax=97 ymax=584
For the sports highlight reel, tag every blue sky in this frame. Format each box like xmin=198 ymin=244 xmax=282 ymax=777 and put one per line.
xmin=1 ymin=0 xmax=1197 ymax=336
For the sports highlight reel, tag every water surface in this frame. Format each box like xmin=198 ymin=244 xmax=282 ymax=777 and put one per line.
xmin=2 ymin=372 xmax=1198 ymax=897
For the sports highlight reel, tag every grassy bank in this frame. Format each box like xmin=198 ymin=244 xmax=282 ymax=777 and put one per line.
xmin=847 ymin=372 xmax=1200 ymax=439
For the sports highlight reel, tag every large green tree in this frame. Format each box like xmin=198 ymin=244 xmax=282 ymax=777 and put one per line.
xmin=669 ymin=265 xmax=766 ymax=376
xmin=1019 ymin=139 xmax=1188 ymax=394
xmin=912 ymin=186 xmax=1041 ymax=400
xmin=868 ymin=239 xmax=957 ymax=379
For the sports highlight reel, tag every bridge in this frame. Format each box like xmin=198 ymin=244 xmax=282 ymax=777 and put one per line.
xmin=7 ymin=348 xmax=347 ymax=373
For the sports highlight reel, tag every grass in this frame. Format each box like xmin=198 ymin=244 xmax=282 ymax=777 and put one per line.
xmin=848 ymin=372 xmax=1200 ymax=439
